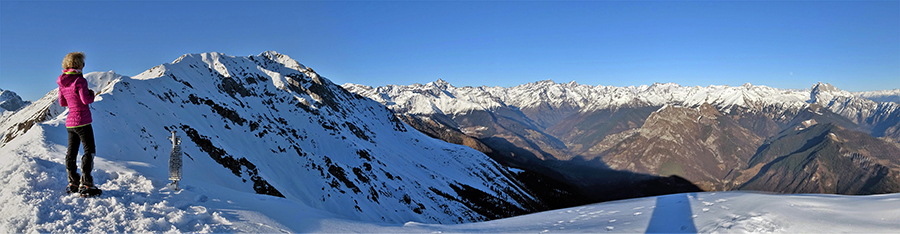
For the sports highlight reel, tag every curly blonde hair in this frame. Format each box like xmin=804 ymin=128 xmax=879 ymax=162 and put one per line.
xmin=62 ymin=52 xmax=85 ymax=69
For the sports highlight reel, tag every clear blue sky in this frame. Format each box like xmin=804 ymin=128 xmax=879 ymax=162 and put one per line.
xmin=2 ymin=1 xmax=898 ymax=101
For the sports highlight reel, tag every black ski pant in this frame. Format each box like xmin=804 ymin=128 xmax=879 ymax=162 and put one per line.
xmin=66 ymin=124 xmax=95 ymax=187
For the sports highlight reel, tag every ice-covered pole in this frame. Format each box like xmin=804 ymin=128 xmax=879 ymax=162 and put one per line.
xmin=168 ymin=130 xmax=183 ymax=190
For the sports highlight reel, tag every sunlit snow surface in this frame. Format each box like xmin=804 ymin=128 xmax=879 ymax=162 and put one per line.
xmin=1 ymin=125 xmax=898 ymax=233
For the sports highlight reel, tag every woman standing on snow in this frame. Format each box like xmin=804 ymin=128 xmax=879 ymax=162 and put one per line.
xmin=57 ymin=52 xmax=101 ymax=197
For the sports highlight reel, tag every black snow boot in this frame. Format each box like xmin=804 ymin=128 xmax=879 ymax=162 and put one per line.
xmin=66 ymin=184 xmax=79 ymax=194
xmin=79 ymin=185 xmax=102 ymax=197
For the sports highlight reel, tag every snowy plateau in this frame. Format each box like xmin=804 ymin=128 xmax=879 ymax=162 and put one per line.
xmin=0 ymin=51 xmax=898 ymax=233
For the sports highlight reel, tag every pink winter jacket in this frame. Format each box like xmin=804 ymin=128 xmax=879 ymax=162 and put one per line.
xmin=57 ymin=69 xmax=94 ymax=127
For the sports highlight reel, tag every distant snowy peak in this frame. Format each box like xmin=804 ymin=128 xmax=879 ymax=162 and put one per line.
xmin=425 ymin=78 xmax=453 ymax=89
xmin=344 ymin=80 xmax=506 ymax=116
xmin=809 ymin=82 xmax=852 ymax=104
xmin=856 ymin=89 xmax=900 ymax=104
xmin=803 ymin=82 xmax=900 ymax=125
xmin=0 ymin=88 xmax=29 ymax=112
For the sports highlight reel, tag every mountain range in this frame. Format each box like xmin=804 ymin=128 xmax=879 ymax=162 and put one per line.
xmin=343 ymin=79 xmax=900 ymax=196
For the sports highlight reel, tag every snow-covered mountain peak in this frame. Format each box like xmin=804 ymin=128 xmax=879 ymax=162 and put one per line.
xmin=84 ymin=70 xmax=126 ymax=95
xmin=259 ymin=50 xmax=286 ymax=58
xmin=165 ymin=51 xmax=310 ymax=80
xmin=0 ymin=88 xmax=28 ymax=112
xmin=257 ymin=50 xmax=308 ymax=71
xmin=534 ymin=79 xmax=557 ymax=86
xmin=135 ymin=51 xmax=336 ymax=109
xmin=642 ymin=82 xmax=686 ymax=94
xmin=513 ymin=79 xmax=580 ymax=89
xmin=808 ymin=82 xmax=853 ymax=104
xmin=629 ymin=84 xmax=651 ymax=93
xmin=426 ymin=79 xmax=453 ymax=89
xmin=811 ymin=82 xmax=841 ymax=93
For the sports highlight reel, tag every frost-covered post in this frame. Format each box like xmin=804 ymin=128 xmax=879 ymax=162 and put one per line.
xmin=168 ymin=130 xmax=183 ymax=190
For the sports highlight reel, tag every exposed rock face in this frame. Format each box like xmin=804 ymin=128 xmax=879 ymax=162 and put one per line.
xmin=600 ymin=103 xmax=763 ymax=191
xmin=394 ymin=113 xmax=494 ymax=154
xmin=546 ymin=106 xmax=657 ymax=159
xmin=739 ymin=123 xmax=900 ymax=194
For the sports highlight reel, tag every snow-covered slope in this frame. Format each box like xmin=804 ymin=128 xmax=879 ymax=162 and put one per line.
xmin=0 ymin=51 xmax=542 ymax=232
xmin=399 ymin=192 xmax=900 ymax=233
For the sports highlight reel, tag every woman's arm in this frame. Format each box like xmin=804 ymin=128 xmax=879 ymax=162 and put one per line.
xmin=58 ymin=89 xmax=68 ymax=107
xmin=76 ymin=78 xmax=95 ymax=105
